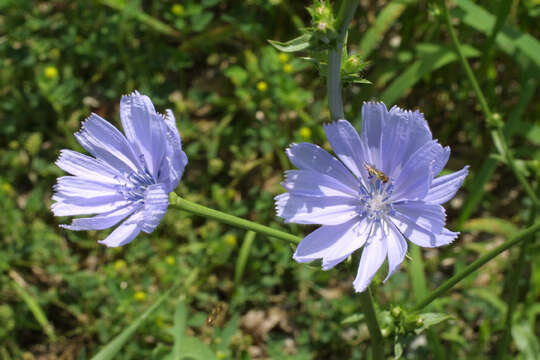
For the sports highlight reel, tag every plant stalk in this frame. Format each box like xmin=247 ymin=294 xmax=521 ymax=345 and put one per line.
xmin=327 ymin=0 xmax=359 ymax=121
xmin=169 ymin=193 xmax=300 ymax=244
xmin=440 ymin=0 xmax=539 ymax=207
xmin=413 ymin=221 xmax=540 ymax=311
xmin=359 ymin=289 xmax=385 ymax=360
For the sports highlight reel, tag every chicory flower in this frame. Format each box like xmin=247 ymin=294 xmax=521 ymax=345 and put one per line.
xmin=275 ymin=102 xmax=468 ymax=292
xmin=52 ymin=91 xmax=188 ymax=247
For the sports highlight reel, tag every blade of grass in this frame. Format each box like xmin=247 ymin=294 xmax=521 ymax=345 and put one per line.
xmin=412 ymin=221 xmax=540 ymax=311
xmin=408 ymin=245 xmax=445 ymax=359
xmin=454 ymin=0 xmax=540 ymax=68
xmin=456 ymin=61 xmax=536 ymax=228
xmin=9 ymin=271 xmax=57 ymax=342
xmin=98 ymin=0 xmax=180 ymax=38
xmin=440 ymin=0 xmax=539 ymax=207
xmin=91 ymin=269 xmax=198 ymax=360
xmin=381 ymin=43 xmax=480 ymax=104
xmin=358 ymin=0 xmax=416 ymax=60
xmin=234 ymin=231 xmax=256 ymax=290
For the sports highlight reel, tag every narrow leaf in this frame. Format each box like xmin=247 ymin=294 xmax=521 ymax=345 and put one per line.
xmin=268 ymin=34 xmax=312 ymax=53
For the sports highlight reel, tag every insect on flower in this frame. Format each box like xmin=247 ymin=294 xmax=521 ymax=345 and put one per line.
xmin=275 ymin=102 xmax=469 ymax=293
xmin=52 ymin=91 xmax=188 ymax=247
xmin=364 ymin=162 xmax=389 ymax=183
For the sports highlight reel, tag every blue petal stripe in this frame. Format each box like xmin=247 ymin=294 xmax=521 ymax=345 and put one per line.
xmin=141 ymin=183 xmax=169 ymax=233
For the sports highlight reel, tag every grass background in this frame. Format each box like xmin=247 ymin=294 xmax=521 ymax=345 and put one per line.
xmin=1 ymin=0 xmax=539 ymax=358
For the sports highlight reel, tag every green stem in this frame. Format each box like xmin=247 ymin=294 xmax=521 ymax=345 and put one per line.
xmin=169 ymin=193 xmax=300 ymax=244
xmin=358 ymin=289 xmax=385 ymax=360
xmin=327 ymin=0 xmax=359 ymax=121
xmin=440 ymin=0 xmax=539 ymax=207
xmin=412 ymin=221 xmax=540 ymax=311
xmin=329 ymin=2 xmax=384 ymax=356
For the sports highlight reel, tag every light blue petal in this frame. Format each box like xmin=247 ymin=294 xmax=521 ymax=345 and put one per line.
xmin=432 ymin=146 xmax=450 ymax=177
xmin=275 ymin=193 xmax=359 ymax=225
xmin=321 ymin=217 xmax=371 ymax=270
xmin=323 ymin=120 xmax=370 ymax=183
xmin=353 ymin=223 xmax=388 ymax=292
xmin=74 ymin=113 xmax=141 ymax=174
xmin=160 ymin=109 xmax=188 ymax=192
xmin=282 ymin=170 xmax=359 ymax=198
xmin=51 ymin=193 xmax=129 ymax=216
xmin=390 ymin=212 xmax=457 ymax=248
xmin=141 ymin=183 xmax=169 ymax=233
xmin=285 ymin=142 xmax=359 ymax=190
xmin=392 ymin=201 xmax=446 ymax=235
xmin=293 ymin=218 xmax=359 ymax=264
xmin=56 ymin=149 xmax=121 ymax=184
xmin=391 ymin=140 xmax=444 ymax=201
xmin=120 ymin=91 xmax=167 ymax=178
xmin=384 ymin=221 xmax=407 ymax=282
xmin=60 ymin=203 xmax=140 ymax=231
xmin=54 ymin=176 xmax=119 ymax=199
xmin=361 ymin=102 xmax=387 ymax=169
xmin=424 ymin=166 xmax=469 ymax=204
xmin=383 ymin=107 xmax=432 ymax=177
xmin=98 ymin=212 xmax=143 ymax=247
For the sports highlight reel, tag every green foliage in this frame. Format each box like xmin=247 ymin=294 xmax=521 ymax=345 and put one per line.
xmin=1 ymin=0 xmax=539 ymax=358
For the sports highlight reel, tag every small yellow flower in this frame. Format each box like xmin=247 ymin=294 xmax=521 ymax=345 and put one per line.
xmin=256 ymin=81 xmax=268 ymax=92
xmin=114 ymin=259 xmax=126 ymax=270
xmin=44 ymin=66 xmax=58 ymax=79
xmin=278 ymin=53 xmax=289 ymax=63
xmin=282 ymin=63 xmax=293 ymax=73
xmin=1 ymin=183 xmax=14 ymax=195
xmin=171 ymin=4 xmax=184 ymax=16
xmin=134 ymin=291 xmax=146 ymax=301
xmin=224 ymin=234 xmax=237 ymax=247
xmin=299 ymin=126 xmax=312 ymax=139
xmin=165 ymin=255 xmax=175 ymax=265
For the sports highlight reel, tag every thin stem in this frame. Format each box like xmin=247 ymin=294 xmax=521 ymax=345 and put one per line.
xmin=327 ymin=0 xmax=359 ymax=121
xmin=412 ymin=221 xmax=540 ymax=311
xmin=169 ymin=193 xmax=301 ymax=244
xmin=440 ymin=0 xmax=539 ymax=207
xmin=358 ymin=289 xmax=384 ymax=360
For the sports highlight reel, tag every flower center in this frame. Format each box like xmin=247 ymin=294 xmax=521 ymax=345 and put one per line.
xmin=117 ymin=168 xmax=156 ymax=202
xmin=358 ymin=179 xmax=394 ymax=222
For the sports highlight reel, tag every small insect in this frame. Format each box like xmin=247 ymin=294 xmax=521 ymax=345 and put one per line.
xmin=206 ymin=302 xmax=228 ymax=327
xmin=364 ymin=162 xmax=389 ymax=183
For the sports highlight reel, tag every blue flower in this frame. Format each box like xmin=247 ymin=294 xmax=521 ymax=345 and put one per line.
xmin=275 ymin=102 xmax=468 ymax=292
xmin=52 ymin=91 xmax=188 ymax=247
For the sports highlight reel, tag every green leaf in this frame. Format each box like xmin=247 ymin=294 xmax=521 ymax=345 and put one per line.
xmin=466 ymin=289 xmax=507 ymax=319
xmin=358 ymin=0 xmax=415 ymax=60
xmin=224 ymin=66 xmax=248 ymax=86
xmin=268 ymin=34 xmax=312 ymax=53
xmin=414 ymin=313 xmax=452 ymax=334
xmin=234 ymin=231 xmax=256 ymax=288
xmin=98 ymin=0 xmax=179 ymax=38
xmin=462 ymin=217 xmax=519 ymax=237
xmin=168 ymin=301 xmax=188 ymax=360
xmin=340 ymin=313 xmax=365 ymax=325
xmin=92 ymin=270 xmax=197 ymax=360
xmin=10 ymin=278 xmax=56 ymax=342
xmin=92 ymin=287 xmax=177 ymax=360
xmin=454 ymin=0 xmax=540 ymax=68
xmin=381 ymin=43 xmax=480 ymax=104
xmin=394 ymin=338 xmax=404 ymax=359
xmin=177 ymin=337 xmax=218 ymax=360
xmin=511 ymin=321 xmax=540 ymax=360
